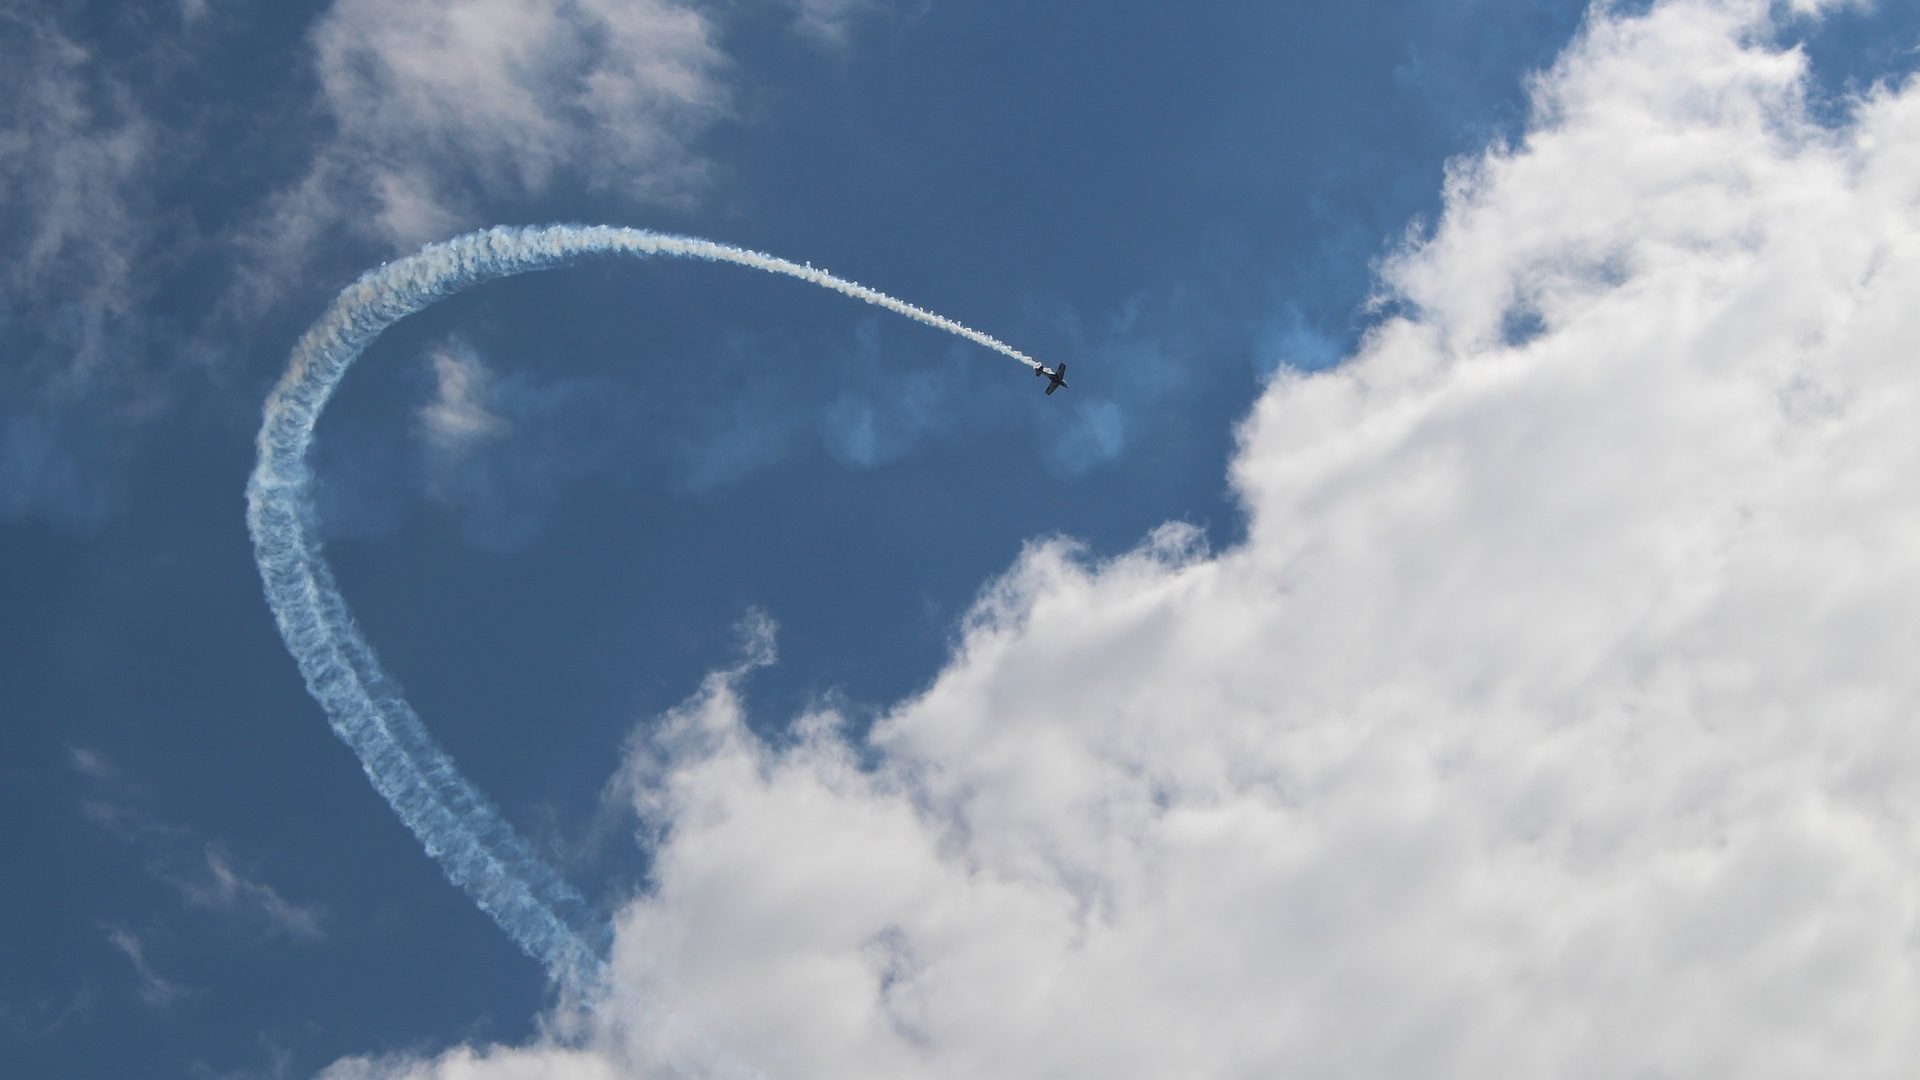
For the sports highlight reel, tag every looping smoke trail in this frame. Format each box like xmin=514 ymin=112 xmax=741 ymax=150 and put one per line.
xmin=246 ymin=225 xmax=1036 ymax=996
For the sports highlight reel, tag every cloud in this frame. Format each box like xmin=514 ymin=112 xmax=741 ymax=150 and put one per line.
xmin=1042 ymin=397 xmax=1125 ymax=477
xmin=817 ymin=322 xmax=976 ymax=471
xmin=0 ymin=988 xmax=96 ymax=1043
xmin=420 ymin=339 xmax=511 ymax=453
xmin=326 ymin=1 xmax=1920 ymax=1076
xmin=1032 ymin=278 xmax=1265 ymax=479
xmin=0 ymin=14 xmax=151 ymax=334
xmin=311 ymin=334 xmax=645 ymax=550
xmin=319 ymin=1048 xmax=620 ymax=1080
xmin=656 ymin=323 xmax=943 ymax=495
xmin=1253 ymin=301 xmax=1344 ymax=375
xmin=235 ymin=0 xmax=728 ymax=305
xmin=403 ymin=338 xmax=642 ymax=549
xmin=73 ymin=748 xmax=326 ymax=942
xmin=770 ymin=286 xmax=1227 ymax=488
xmin=67 ymin=746 xmax=118 ymax=782
xmin=787 ymin=0 xmax=884 ymax=46
xmin=0 ymin=12 xmax=169 ymax=526
xmin=312 ymin=0 xmax=726 ymax=205
xmin=101 ymin=925 xmax=191 ymax=1009
xmin=183 ymin=851 xmax=327 ymax=942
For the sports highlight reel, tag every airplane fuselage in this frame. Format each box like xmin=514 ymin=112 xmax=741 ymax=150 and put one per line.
xmin=1037 ymin=362 xmax=1069 ymax=395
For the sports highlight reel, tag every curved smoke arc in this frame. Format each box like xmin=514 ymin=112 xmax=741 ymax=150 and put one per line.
xmin=247 ymin=225 xmax=1038 ymax=994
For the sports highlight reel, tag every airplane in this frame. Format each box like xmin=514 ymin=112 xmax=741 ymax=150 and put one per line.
xmin=1036 ymin=361 xmax=1069 ymax=396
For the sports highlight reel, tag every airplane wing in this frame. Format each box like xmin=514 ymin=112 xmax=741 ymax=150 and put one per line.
xmin=1046 ymin=382 xmax=1058 ymax=395
xmin=1056 ymin=362 xmax=1067 ymax=377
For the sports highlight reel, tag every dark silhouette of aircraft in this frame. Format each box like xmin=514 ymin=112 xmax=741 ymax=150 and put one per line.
xmin=1037 ymin=362 xmax=1069 ymax=396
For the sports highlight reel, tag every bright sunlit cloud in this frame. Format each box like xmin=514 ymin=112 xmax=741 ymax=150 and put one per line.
xmin=320 ymin=1 xmax=1920 ymax=1076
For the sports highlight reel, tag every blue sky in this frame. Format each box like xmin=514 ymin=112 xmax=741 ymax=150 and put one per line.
xmin=6 ymin=2 xmax=1920 ymax=1078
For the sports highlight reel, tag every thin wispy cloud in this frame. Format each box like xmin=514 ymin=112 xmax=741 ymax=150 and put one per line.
xmin=101 ymin=924 xmax=191 ymax=1009
xmin=71 ymin=749 xmax=325 ymax=943
xmin=0 ymin=13 xmax=152 ymax=341
xmin=419 ymin=339 xmax=510 ymax=454
xmin=0 ymin=11 xmax=169 ymax=527
xmin=184 ymin=851 xmax=327 ymax=943
xmin=788 ymin=0 xmax=885 ymax=46
xmin=0 ymin=989 xmax=96 ymax=1043
xmin=406 ymin=336 xmax=642 ymax=549
xmin=66 ymin=746 xmax=118 ymax=783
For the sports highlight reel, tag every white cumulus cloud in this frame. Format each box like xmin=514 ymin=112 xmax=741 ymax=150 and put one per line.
xmin=329 ymin=1 xmax=1920 ymax=1076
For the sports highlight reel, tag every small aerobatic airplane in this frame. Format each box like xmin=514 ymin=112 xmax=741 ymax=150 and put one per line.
xmin=1036 ymin=361 xmax=1069 ymax=396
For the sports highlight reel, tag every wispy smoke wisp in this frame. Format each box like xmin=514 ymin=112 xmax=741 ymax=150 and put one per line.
xmin=246 ymin=224 xmax=1033 ymax=995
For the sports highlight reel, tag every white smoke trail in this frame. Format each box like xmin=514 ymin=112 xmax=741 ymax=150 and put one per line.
xmin=246 ymin=225 xmax=1036 ymax=995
